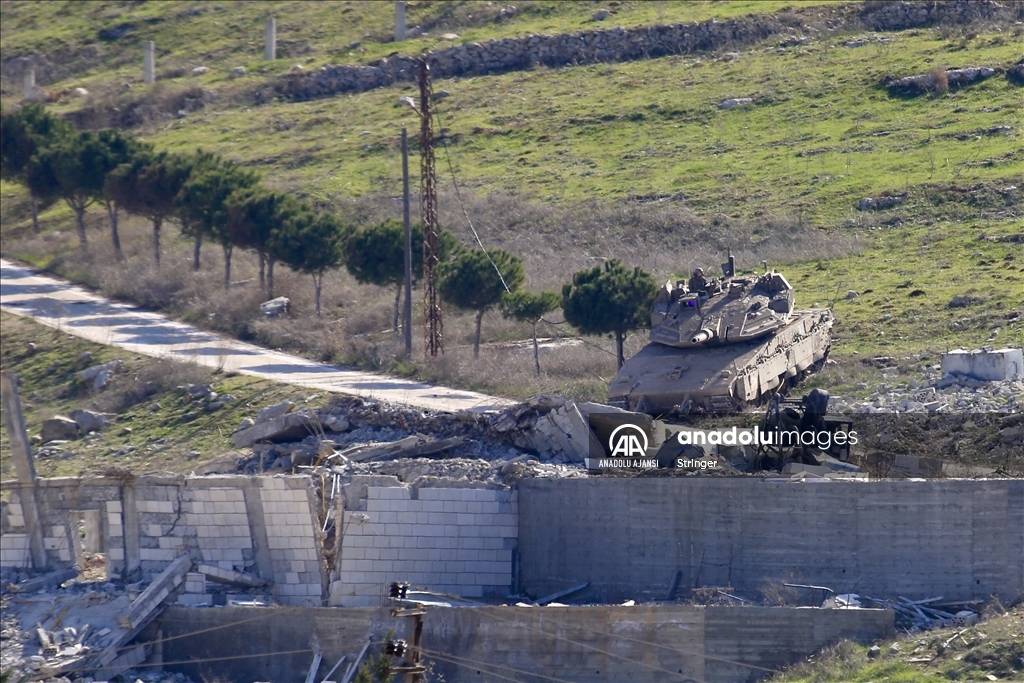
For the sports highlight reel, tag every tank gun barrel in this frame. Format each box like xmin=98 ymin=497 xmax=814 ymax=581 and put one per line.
xmin=690 ymin=329 xmax=715 ymax=344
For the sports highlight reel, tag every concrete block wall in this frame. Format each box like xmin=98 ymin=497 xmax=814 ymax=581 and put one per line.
xmin=183 ymin=487 xmax=252 ymax=570
xmin=332 ymin=484 xmax=518 ymax=606
xmin=259 ymin=477 xmax=322 ymax=606
xmin=0 ymin=475 xmax=325 ymax=606
xmin=519 ymin=478 xmax=1024 ymax=603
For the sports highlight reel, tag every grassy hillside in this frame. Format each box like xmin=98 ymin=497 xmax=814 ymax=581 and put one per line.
xmin=770 ymin=604 xmax=1024 ymax=683
xmin=1 ymin=0 xmax=1021 ymax=402
xmin=0 ymin=311 xmax=296 ymax=478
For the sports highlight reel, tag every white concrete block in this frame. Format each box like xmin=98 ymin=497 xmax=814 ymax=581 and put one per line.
xmin=942 ymin=347 xmax=1023 ymax=380
xmin=106 ymin=500 xmax=122 ymax=513
xmin=108 ymin=547 xmax=125 ymax=561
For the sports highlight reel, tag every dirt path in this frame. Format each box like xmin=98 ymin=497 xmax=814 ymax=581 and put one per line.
xmin=0 ymin=258 xmax=512 ymax=413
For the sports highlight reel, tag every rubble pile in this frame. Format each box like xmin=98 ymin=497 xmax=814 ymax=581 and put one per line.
xmin=828 ymin=375 xmax=1022 ymax=415
xmin=0 ymin=556 xmax=268 ymax=683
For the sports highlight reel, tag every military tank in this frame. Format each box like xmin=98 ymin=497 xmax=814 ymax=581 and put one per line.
xmin=607 ymin=259 xmax=833 ymax=414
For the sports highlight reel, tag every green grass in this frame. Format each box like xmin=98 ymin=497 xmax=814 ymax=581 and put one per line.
xmin=0 ymin=311 xmax=301 ymax=478
xmin=770 ymin=605 xmax=1024 ymax=683
xmin=1 ymin=1 xmax=1021 ymax=401
xmin=1 ymin=1 xmax=838 ymax=86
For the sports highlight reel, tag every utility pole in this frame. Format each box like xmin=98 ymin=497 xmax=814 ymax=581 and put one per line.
xmin=418 ymin=59 xmax=443 ymax=357
xmin=387 ymin=583 xmax=426 ymax=683
xmin=144 ymin=40 xmax=155 ymax=84
xmin=1 ymin=371 xmax=47 ymax=570
xmin=402 ymin=128 xmax=414 ymax=359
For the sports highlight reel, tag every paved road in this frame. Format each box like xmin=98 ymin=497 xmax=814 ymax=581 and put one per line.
xmin=0 ymin=258 xmax=512 ymax=413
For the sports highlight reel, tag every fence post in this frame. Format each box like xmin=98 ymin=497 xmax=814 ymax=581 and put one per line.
xmin=265 ymin=17 xmax=277 ymax=61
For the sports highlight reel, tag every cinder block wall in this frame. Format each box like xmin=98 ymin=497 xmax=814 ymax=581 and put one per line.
xmin=332 ymin=481 xmax=518 ymax=606
xmin=519 ymin=478 xmax=1024 ymax=602
xmin=0 ymin=475 xmax=324 ymax=606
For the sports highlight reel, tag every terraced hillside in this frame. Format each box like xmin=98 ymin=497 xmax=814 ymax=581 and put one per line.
xmin=1 ymin=0 xmax=1021 ymax=401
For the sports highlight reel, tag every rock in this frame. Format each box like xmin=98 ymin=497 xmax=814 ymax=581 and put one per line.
xmin=718 ymin=97 xmax=753 ymax=109
xmin=68 ymin=409 xmax=113 ymax=433
xmin=183 ymin=383 xmax=212 ymax=399
xmin=844 ymin=40 xmax=867 ymax=48
xmin=592 ymin=8 xmax=610 ymax=21
xmin=149 ymin=402 xmax=161 ymax=412
xmin=290 ymin=64 xmax=304 ymax=73
xmin=178 ymin=412 xmax=198 ymax=423
xmin=79 ymin=360 xmax=122 ymax=391
xmin=230 ymin=66 xmax=247 ymax=79
xmin=191 ymin=66 xmax=210 ymax=76
xmin=41 ymin=417 xmax=79 ymax=443
xmin=72 ymin=87 xmax=89 ymax=97
xmin=238 ymin=417 xmax=255 ymax=431
xmin=948 ymin=295 xmax=977 ymax=308
xmin=323 ymin=414 xmax=350 ymax=432
xmin=856 ymin=195 xmax=905 ymax=211
xmin=441 ymin=33 xmax=460 ymax=41
xmin=846 ymin=290 xmax=859 ymax=299
xmin=260 ymin=297 xmax=290 ymax=318
xmin=24 ymin=342 xmax=37 ymax=355
xmin=499 ymin=5 xmax=517 ymax=19
xmin=868 ymin=645 xmax=881 ymax=658
xmin=73 ymin=352 xmax=94 ymax=370
xmin=258 ymin=401 xmax=294 ymax=423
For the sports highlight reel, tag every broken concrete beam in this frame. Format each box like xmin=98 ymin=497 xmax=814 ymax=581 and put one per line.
xmin=12 ymin=568 xmax=78 ymax=593
xmin=536 ymin=581 xmax=590 ymax=606
xmin=346 ymin=435 xmax=464 ymax=463
xmin=195 ymin=563 xmax=269 ymax=588
xmin=118 ymin=554 xmax=191 ymax=630
xmin=233 ymin=409 xmax=318 ymax=447
xmin=93 ymin=642 xmax=149 ymax=680
xmin=258 ymin=400 xmax=294 ymax=422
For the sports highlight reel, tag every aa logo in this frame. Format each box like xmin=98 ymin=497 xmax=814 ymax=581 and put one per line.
xmin=608 ymin=423 xmax=649 ymax=458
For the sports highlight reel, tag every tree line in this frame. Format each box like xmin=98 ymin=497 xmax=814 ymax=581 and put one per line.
xmin=2 ymin=104 xmax=662 ymax=372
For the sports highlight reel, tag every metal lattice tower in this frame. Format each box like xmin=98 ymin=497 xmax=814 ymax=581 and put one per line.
xmin=418 ymin=59 xmax=443 ymax=357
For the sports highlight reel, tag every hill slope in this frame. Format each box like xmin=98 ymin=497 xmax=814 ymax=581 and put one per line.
xmin=1 ymin=0 xmax=1021 ymax=402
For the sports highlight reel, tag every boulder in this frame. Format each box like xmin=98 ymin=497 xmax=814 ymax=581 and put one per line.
xmin=718 ymin=97 xmax=753 ymax=110
xmin=41 ymin=417 xmax=79 ymax=443
xmin=73 ymin=352 xmax=94 ymax=370
xmin=79 ymin=360 xmax=122 ymax=391
xmin=68 ymin=409 xmax=114 ymax=433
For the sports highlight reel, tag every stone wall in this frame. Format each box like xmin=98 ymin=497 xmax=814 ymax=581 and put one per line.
xmin=158 ymin=604 xmax=892 ymax=683
xmin=331 ymin=477 xmax=518 ymax=606
xmin=519 ymin=478 xmax=1024 ymax=603
xmin=275 ymin=0 xmax=1016 ymax=101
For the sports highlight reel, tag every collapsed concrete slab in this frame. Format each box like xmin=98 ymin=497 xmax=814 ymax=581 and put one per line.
xmin=119 ymin=554 xmax=192 ymax=630
xmin=233 ymin=409 xmax=321 ymax=447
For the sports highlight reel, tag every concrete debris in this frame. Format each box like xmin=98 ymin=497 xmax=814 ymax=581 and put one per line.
xmin=233 ymin=408 xmax=320 ymax=447
xmin=857 ymin=595 xmax=978 ymax=631
xmin=9 ymin=568 xmax=79 ymax=594
xmin=258 ymin=400 xmax=295 ymax=422
xmin=119 ymin=554 xmax=192 ymax=631
xmin=79 ymin=360 xmax=122 ymax=391
xmin=343 ymin=434 xmax=465 ymax=462
xmin=40 ymin=415 xmax=81 ymax=443
xmin=195 ymin=564 xmax=269 ymax=588
xmin=941 ymin=347 xmax=1022 ymax=382
xmin=536 ymin=582 xmax=590 ymax=605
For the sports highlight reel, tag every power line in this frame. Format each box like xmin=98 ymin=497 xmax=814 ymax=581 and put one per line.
xmin=432 ymin=106 xmax=513 ymax=294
